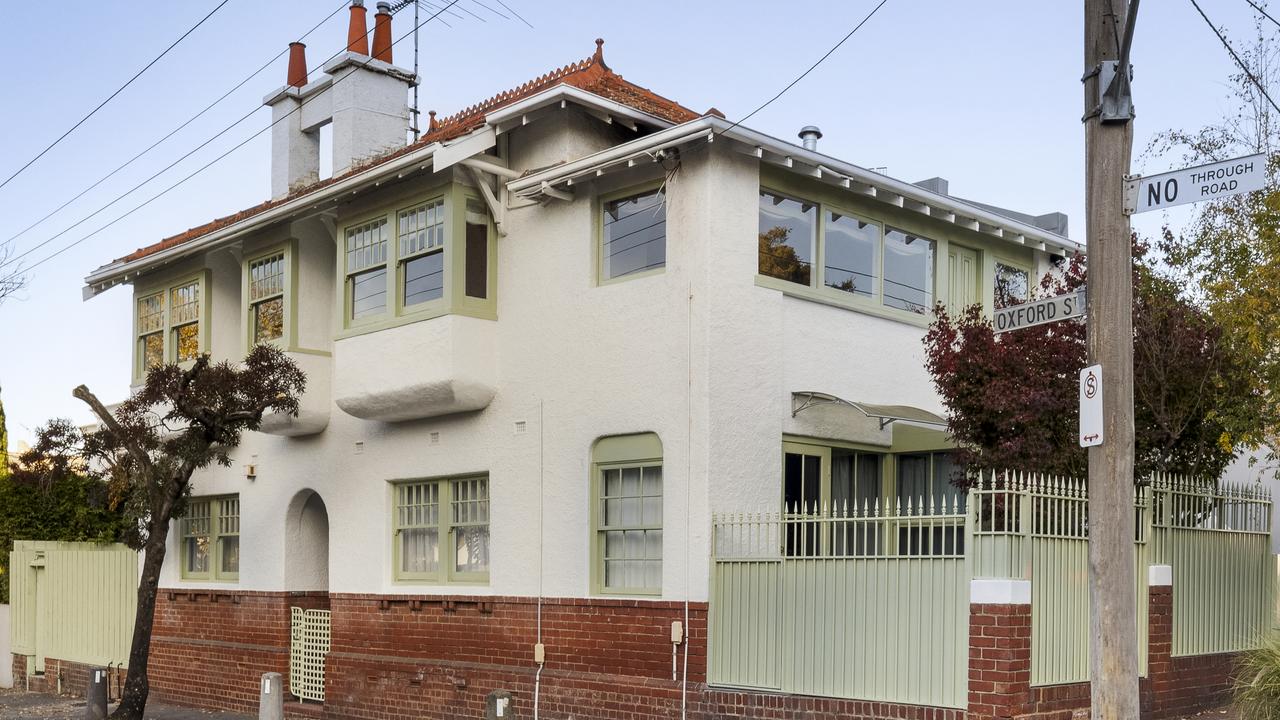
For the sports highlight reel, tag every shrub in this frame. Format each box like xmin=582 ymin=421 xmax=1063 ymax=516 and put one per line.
xmin=1235 ymin=630 xmax=1280 ymax=720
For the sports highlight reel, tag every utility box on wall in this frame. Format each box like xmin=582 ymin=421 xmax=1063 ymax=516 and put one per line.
xmin=485 ymin=689 xmax=515 ymax=720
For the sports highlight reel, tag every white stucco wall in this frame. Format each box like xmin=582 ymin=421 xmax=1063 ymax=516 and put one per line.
xmin=146 ymin=109 xmax=1051 ymax=605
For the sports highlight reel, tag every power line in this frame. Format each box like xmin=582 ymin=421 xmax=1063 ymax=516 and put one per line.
xmin=2 ymin=0 xmax=443 ymax=273
xmin=493 ymin=0 xmax=533 ymax=28
xmin=1 ymin=0 xmax=349 ymax=254
xmin=0 ymin=0 xmax=232 ymax=192
xmin=1243 ymin=0 xmax=1280 ymax=32
xmin=719 ymin=0 xmax=891 ymax=137
xmin=1189 ymin=0 xmax=1280 ymax=117
xmin=16 ymin=1 xmax=462 ymax=277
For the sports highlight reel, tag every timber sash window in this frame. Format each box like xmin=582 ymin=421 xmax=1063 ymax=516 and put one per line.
xmin=137 ymin=293 xmax=165 ymax=374
xmin=757 ymin=187 xmax=939 ymax=317
xmin=896 ymin=452 xmax=965 ymax=555
xmin=170 ymin=281 xmax=202 ymax=362
xmin=995 ymin=262 xmax=1031 ymax=309
xmin=134 ymin=273 xmax=208 ymax=380
xmin=181 ymin=495 xmax=239 ymax=581
xmin=601 ymin=187 xmax=666 ymax=281
xmin=393 ymin=476 xmax=490 ymax=583
xmin=248 ymin=252 xmax=286 ymax=344
xmin=592 ymin=433 xmax=663 ymax=595
xmin=346 ymin=218 xmax=389 ymax=320
xmin=398 ymin=199 xmax=445 ymax=307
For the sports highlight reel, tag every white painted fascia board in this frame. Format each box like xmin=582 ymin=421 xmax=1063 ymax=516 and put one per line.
xmin=83 ymin=141 xmax=444 ymax=294
xmin=508 ymin=118 xmax=716 ymax=196
xmin=484 ymin=85 xmax=677 ymax=134
xmin=711 ymin=119 xmax=1082 ymax=254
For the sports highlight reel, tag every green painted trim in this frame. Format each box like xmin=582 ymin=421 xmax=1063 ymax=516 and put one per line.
xmin=757 ymin=167 xmax=1044 ymax=326
xmin=335 ymin=181 xmax=497 ymax=339
xmin=132 ymin=269 xmax=212 ymax=383
xmin=178 ymin=494 xmax=239 ymax=583
xmin=595 ymin=180 xmax=667 ymax=286
xmin=284 ymin=346 xmax=332 ymax=357
xmin=389 ymin=474 xmax=491 ymax=586
xmin=589 ymin=433 xmax=664 ymax=597
xmin=241 ymin=240 xmax=296 ymax=353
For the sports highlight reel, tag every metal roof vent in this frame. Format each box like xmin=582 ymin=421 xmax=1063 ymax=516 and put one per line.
xmin=798 ymin=126 xmax=823 ymax=151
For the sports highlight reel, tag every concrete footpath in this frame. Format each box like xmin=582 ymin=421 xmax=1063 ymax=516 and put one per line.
xmin=0 ymin=688 xmax=253 ymax=720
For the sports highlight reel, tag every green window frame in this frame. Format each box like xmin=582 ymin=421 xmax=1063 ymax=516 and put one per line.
xmin=392 ymin=475 xmax=490 ymax=584
xmin=757 ymin=186 xmax=940 ymax=319
xmin=246 ymin=249 xmax=289 ymax=346
xmin=599 ymin=185 xmax=667 ymax=283
xmin=180 ymin=495 xmax=239 ymax=581
xmin=994 ymin=260 xmax=1032 ymax=309
xmin=132 ymin=272 xmax=210 ymax=382
xmin=336 ymin=184 xmax=497 ymax=335
xmin=591 ymin=433 xmax=663 ymax=596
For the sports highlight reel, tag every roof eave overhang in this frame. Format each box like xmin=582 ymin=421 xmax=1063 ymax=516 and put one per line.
xmin=484 ymin=84 xmax=680 ymax=135
xmin=82 ymin=140 xmax=444 ymax=298
xmin=512 ymin=116 xmax=1081 ymax=255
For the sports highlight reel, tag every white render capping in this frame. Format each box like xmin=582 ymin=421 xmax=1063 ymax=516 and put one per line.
xmin=510 ymin=116 xmax=1081 ymax=256
xmin=1149 ymin=564 xmax=1173 ymax=587
xmin=970 ymin=578 xmax=1032 ymax=605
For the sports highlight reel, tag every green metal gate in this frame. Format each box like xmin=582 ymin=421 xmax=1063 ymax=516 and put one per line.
xmin=289 ymin=607 xmax=329 ymax=702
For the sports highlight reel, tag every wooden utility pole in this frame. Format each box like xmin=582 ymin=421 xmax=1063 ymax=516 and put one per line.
xmin=1083 ymin=0 xmax=1140 ymax=717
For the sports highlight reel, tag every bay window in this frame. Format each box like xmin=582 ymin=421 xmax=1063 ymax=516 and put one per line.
xmin=345 ymin=217 xmax=390 ymax=321
xmin=133 ymin=273 xmax=208 ymax=380
xmin=398 ymin=199 xmax=445 ymax=307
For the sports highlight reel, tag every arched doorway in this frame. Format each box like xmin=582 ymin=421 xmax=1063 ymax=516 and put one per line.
xmin=284 ymin=490 xmax=329 ymax=704
xmin=285 ymin=489 xmax=329 ymax=591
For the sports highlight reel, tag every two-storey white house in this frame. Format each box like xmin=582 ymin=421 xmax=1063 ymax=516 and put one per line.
xmin=79 ymin=5 xmax=1079 ymax=718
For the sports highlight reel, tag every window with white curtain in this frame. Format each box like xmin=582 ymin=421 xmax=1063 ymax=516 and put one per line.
xmin=592 ymin=434 xmax=663 ymax=595
xmin=393 ymin=476 xmax=489 ymax=583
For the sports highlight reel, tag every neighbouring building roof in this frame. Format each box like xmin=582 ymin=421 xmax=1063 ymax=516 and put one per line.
xmin=110 ymin=39 xmax=699 ymax=268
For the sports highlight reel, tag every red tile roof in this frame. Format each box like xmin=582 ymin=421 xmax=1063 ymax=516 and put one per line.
xmin=112 ymin=40 xmax=699 ymax=267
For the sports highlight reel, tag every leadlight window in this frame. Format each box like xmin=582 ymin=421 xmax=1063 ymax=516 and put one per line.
xmin=599 ymin=463 xmax=663 ymax=592
xmin=602 ymin=188 xmax=666 ymax=280
xmin=398 ymin=200 xmax=445 ymax=307
xmin=995 ymin=262 xmax=1031 ymax=309
xmin=758 ymin=190 xmax=815 ymax=286
xmin=248 ymin=253 xmax=285 ymax=343
xmin=137 ymin=293 xmax=165 ymax=374
xmin=169 ymin=282 xmax=201 ymax=361
xmin=181 ymin=495 xmax=239 ymax=581
xmin=346 ymin=218 xmax=389 ymax=320
xmin=882 ymin=227 xmax=935 ymax=314
xmin=394 ymin=476 xmax=490 ymax=583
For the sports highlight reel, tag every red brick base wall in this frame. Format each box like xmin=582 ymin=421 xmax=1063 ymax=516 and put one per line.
xmin=11 ymin=584 xmax=1245 ymax=720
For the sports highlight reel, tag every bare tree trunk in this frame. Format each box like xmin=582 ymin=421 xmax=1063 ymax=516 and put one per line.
xmin=110 ymin=514 xmax=172 ymax=720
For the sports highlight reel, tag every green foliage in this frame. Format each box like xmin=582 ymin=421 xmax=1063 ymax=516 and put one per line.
xmin=0 ymin=472 xmax=129 ymax=603
xmin=1234 ymin=630 xmax=1280 ymax=720
xmin=0 ymin=384 xmax=8 ymax=471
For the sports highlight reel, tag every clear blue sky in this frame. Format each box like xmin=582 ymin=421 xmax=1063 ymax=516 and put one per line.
xmin=0 ymin=0 xmax=1265 ymax=448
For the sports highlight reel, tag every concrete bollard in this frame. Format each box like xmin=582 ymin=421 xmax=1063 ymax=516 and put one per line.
xmin=85 ymin=667 xmax=108 ymax=720
xmin=259 ymin=672 xmax=283 ymax=720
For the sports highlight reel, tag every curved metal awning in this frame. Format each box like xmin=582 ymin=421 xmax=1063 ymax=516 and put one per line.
xmin=790 ymin=391 xmax=948 ymax=430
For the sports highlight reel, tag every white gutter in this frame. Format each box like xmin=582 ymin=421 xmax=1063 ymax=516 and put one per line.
xmin=83 ymin=141 xmax=444 ymax=296
xmin=512 ymin=116 xmax=1081 ymax=254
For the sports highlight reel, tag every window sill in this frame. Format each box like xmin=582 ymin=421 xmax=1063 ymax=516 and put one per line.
xmin=597 ymin=266 xmax=665 ymax=287
xmin=754 ymin=275 xmax=932 ymax=328
xmin=594 ymin=588 xmax=663 ymax=599
xmin=337 ymin=304 xmax=497 ymax=341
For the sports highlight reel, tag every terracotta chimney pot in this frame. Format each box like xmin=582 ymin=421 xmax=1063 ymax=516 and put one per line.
xmin=286 ymin=42 xmax=308 ymax=88
xmin=372 ymin=2 xmax=393 ymax=63
xmin=347 ymin=1 xmax=369 ymax=56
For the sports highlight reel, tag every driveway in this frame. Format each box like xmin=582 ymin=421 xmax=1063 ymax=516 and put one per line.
xmin=0 ymin=689 xmax=252 ymax=720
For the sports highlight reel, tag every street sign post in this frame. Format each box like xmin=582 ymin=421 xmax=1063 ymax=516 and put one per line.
xmin=1079 ymin=364 xmax=1104 ymax=447
xmin=1125 ymin=152 xmax=1266 ymax=215
xmin=993 ymin=288 xmax=1087 ymax=334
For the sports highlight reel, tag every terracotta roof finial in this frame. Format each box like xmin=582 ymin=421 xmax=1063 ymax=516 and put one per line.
xmin=593 ymin=38 xmax=607 ymax=68
xmin=428 ymin=110 xmax=440 ymax=132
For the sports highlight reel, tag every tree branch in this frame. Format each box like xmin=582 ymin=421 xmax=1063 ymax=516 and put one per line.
xmin=73 ymin=384 xmax=152 ymax=477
